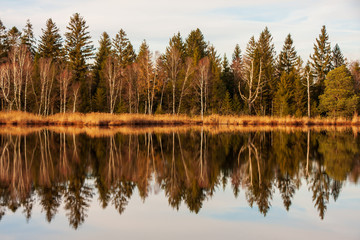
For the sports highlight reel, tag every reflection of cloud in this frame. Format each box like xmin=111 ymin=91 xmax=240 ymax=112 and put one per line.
xmin=0 ymin=0 xmax=359 ymax=62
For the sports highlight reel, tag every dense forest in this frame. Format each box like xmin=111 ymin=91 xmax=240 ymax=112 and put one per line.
xmin=0 ymin=13 xmax=359 ymax=117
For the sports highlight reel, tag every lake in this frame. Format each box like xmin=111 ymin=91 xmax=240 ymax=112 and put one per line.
xmin=0 ymin=127 xmax=359 ymax=239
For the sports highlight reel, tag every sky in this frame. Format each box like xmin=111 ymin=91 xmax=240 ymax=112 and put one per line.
xmin=1 ymin=0 xmax=360 ymax=62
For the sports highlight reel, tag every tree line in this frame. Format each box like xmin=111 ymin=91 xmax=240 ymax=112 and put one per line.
xmin=0 ymin=13 xmax=359 ymax=117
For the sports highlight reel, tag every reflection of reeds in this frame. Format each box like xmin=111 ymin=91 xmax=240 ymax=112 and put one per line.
xmin=0 ymin=124 xmax=358 ymax=137
xmin=1 ymin=111 xmax=360 ymax=128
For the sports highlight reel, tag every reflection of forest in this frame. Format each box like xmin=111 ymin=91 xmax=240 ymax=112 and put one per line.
xmin=0 ymin=129 xmax=359 ymax=228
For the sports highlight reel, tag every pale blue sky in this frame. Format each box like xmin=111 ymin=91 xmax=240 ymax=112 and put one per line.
xmin=1 ymin=0 xmax=359 ymax=62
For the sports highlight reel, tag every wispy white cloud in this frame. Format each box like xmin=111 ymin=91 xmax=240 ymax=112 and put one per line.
xmin=0 ymin=0 xmax=359 ymax=61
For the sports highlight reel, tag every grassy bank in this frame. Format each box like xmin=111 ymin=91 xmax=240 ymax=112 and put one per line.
xmin=1 ymin=111 xmax=360 ymax=127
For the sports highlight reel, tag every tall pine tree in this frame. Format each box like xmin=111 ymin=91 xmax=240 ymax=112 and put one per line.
xmin=38 ymin=18 xmax=63 ymax=60
xmin=221 ymin=54 xmax=235 ymax=97
xmin=230 ymin=44 xmax=242 ymax=98
xmin=7 ymin=26 xmax=21 ymax=48
xmin=0 ymin=19 xmax=9 ymax=63
xmin=92 ymin=32 xmax=112 ymax=112
xmin=207 ymin=44 xmax=224 ymax=113
xmin=310 ymin=25 xmax=333 ymax=102
xmin=185 ymin=28 xmax=207 ymax=64
xmin=21 ymin=19 xmax=36 ymax=56
xmin=332 ymin=43 xmax=345 ymax=69
xmin=256 ymin=27 xmax=276 ymax=115
xmin=113 ymin=29 xmax=136 ymax=68
xmin=65 ymin=13 xmax=94 ymax=112
xmin=277 ymin=34 xmax=297 ymax=74
xmin=293 ymin=57 xmax=307 ymax=116
xmin=168 ymin=32 xmax=185 ymax=60
xmin=273 ymin=72 xmax=292 ymax=116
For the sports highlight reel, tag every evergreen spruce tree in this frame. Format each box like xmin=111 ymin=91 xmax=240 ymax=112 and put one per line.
xmin=0 ymin=19 xmax=9 ymax=63
xmin=293 ymin=57 xmax=307 ymax=116
xmin=332 ymin=43 xmax=345 ymax=68
xmin=185 ymin=28 xmax=207 ymax=64
xmin=38 ymin=18 xmax=63 ymax=60
xmin=168 ymin=32 xmax=185 ymax=60
xmin=310 ymin=25 xmax=333 ymax=101
xmin=245 ymin=36 xmax=257 ymax=59
xmin=92 ymin=32 xmax=112 ymax=112
xmin=230 ymin=44 xmax=242 ymax=97
xmin=65 ymin=13 xmax=94 ymax=112
xmin=7 ymin=26 xmax=21 ymax=48
xmin=293 ymin=71 xmax=307 ymax=117
xmin=207 ymin=44 xmax=224 ymax=113
xmin=113 ymin=29 xmax=136 ymax=68
xmin=232 ymin=93 xmax=242 ymax=114
xmin=274 ymin=72 xmax=292 ymax=116
xmin=233 ymin=44 xmax=242 ymax=60
xmin=319 ymin=65 xmax=358 ymax=117
xmin=256 ymin=27 xmax=276 ymax=115
xmin=21 ymin=19 xmax=36 ymax=56
xmin=221 ymin=54 xmax=234 ymax=96
xmin=278 ymin=34 xmax=297 ymax=74
xmin=221 ymin=91 xmax=233 ymax=115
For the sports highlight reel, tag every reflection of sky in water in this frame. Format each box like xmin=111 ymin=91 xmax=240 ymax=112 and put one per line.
xmin=0 ymin=179 xmax=359 ymax=240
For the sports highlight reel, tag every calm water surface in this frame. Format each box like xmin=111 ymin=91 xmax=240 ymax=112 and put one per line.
xmin=0 ymin=128 xmax=359 ymax=239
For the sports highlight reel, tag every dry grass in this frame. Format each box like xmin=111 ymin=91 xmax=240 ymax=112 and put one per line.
xmin=0 ymin=111 xmax=359 ymax=128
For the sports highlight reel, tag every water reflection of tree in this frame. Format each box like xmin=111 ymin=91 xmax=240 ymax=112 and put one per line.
xmin=306 ymin=131 xmax=356 ymax=219
xmin=273 ymin=131 xmax=303 ymax=211
xmin=64 ymin=153 xmax=94 ymax=229
xmin=308 ymin=160 xmax=331 ymax=220
xmin=0 ymin=129 xmax=359 ymax=227
xmin=239 ymin=133 xmax=274 ymax=216
xmin=38 ymin=185 xmax=62 ymax=222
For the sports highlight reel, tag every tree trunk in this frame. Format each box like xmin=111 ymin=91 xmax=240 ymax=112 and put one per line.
xmin=173 ymin=81 xmax=176 ymax=115
xmin=307 ymin=73 xmax=311 ymax=118
xmin=200 ymin=79 xmax=204 ymax=121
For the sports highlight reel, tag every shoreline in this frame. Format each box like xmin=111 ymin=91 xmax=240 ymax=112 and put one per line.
xmin=1 ymin=111 xmax=360 ymax=127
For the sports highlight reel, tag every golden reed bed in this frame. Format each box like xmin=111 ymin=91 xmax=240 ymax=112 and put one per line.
xmin=0 ymin=111 xmax=359 ymax=137
xmin=1 ymin=111 xmax=360 ymax=127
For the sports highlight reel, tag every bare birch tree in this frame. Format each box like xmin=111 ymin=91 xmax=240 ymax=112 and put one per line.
xmin=72 ymin=82 xmax=80 ymax=113
xmin=177 ymin=57 xmax=194 ymax=114
xmin=23 ymin=50 xmax=32 ymax=112
xmin=137 ymin=45 xmax=154 ymax=114
xmin=0 ymin=63 xmax=13 ymax=110
xmin=124 ymin=63 xmax=138 ymax=114
xmin=9 ymin=47 xmax=21 ymax=110
xmin=239 ymin=57 xmax=263 ymax=114
xmin=38 ymin=58 xmax=55 ymax=115
xmin=7 ymin=45 xmax=32 ymax=111
xmin=164 ymin=44 xmax=181 ymax=114
xmin=155 ymin=56 xmax=169 ymax=113
xmin=302 ymin=63 xmax=314 ymax=118
xmin=104 ymin=56 xmax=121 ymax=114
xmin=58 ymin=64 xmax=72 ymax=113
xmin=195 ymin=57 xmax=210 ymax=120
